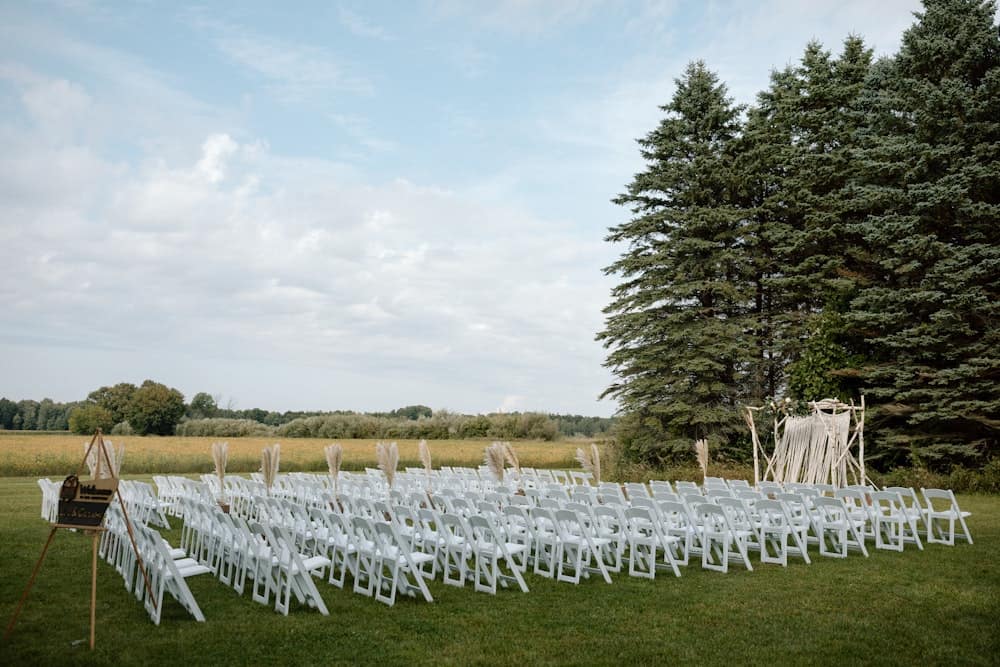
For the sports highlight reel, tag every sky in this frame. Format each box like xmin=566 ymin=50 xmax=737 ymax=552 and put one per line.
xmin=0 ymin=0 xmax=927 ymax=417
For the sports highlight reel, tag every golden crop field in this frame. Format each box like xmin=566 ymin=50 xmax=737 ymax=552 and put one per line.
xmin=0 ymin=432 xmax=591 ymax=477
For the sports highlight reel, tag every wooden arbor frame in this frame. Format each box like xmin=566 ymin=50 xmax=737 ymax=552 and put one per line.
xmin=744 ymin=397 xmax=872 ymax=488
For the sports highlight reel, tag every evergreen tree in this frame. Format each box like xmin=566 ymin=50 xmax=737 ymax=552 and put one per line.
xmin=847 ymin=0 xmax=1000 ymax=467
xmin=597 ymin=61 xmax=753 ymax=463
xmin=741 ymin=37 xmax=873 ymax=402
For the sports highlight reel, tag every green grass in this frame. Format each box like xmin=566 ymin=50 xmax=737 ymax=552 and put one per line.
xmin=1 ymin=477 xmax=998 ymax=666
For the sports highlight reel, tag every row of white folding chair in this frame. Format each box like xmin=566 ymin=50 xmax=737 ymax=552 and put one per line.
xmin=37 ymin=478 xmax=60 ymax=523
xmin=286 ymin=506 xmax=434 ymax=605
xmin=733 ymin=491 xmax=867 ymax=559
xmin=287 ymin=486 xmax=745 ymax=580
xmin=412 ymin=504 xmax=604 ymax=587
xmin=132 ymin=523 xmax=211 ymax=624
xmin=245 ymin=476 xmax=972 ymax=567
xmin=247 ymin=495 xmax=439 ymax=605
xmin=313 ymin=495 xmax=597 ymax=590
xmin=251 ymin=480 xmax=961 ymax=577
xmin=850 ymin=486 xmax=972 ymax=547
xmin=168 ymin=478 xmax=215 ymax=514
xmin=119 ymin=480 xmax=171 ymax=528
xmin=300 ymin=495 xmax=520 ymax=601
xmin=481 ymin=496 xmax=679 ymax=580
xmin=777 ymin=488 xmax=922 ymax=554
xmin=100 ymin=502 xmax=145 ymax=590
xmin=632 ymin=494 xmax=793 ymax=569
xmin=247 ymin=521 xmax=330 ymax=615
xmin=180 ymin=499 xmax=282 ymax=600
xmin=152 ymin=475 xmax=185 ymax=516
xmin=428 ymin=511 xmax=530 ymax=594
xmin=374 ymin=479 xmax=873 ymax=567
xmin=617 ymin=496 xmax=753 ymax=573
xmin=174 ymin=496 xmax=328 ymax=614
xmin=97 ymin=503 xmax=208 ymax=624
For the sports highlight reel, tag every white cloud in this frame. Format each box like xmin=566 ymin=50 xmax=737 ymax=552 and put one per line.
xmin=337 ymin=6 xmax=392 ymax=41
xmin=0 ymin=65 xmax=615 ymax=413
xmin=216 ymin=33 xmax=373 ymax=101
xmin=328 ymin=114 xmax=397 ymax=153
xmin=184 ymin=13 xmax=373 ymax=104
xmin=196 ymin=133 xmax=239 ymax=183
xmin=430 ymin=0 xmax=601 ymax=36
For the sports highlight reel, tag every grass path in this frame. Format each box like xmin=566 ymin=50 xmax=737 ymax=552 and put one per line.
xmin=1 ymin=477 xmax=997 ymax=665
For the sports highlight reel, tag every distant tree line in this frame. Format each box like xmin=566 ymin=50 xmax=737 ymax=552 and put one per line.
xmin=599 ymin=0 xmax=999 ymax=471
xmin=0 ymin=398 xmax=78 ymax=432
xmin=1 ymin=384 xmax=614 ymax=440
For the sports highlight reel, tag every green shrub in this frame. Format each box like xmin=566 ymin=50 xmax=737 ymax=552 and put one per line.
xmin=175 ymin=418 xmax=275 ymax=437
xmin=110 ymin=420 xmax=134 ymax=435
xmin=67 ymin=404 xmax=114 ymax=434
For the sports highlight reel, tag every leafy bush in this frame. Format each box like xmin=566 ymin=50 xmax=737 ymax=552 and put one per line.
xmin=274 ymin=411 xmax=559 ymax=441
xmin=67 ymin=404 xmax=114 ymax=434
xmin=175 ymin=418 xmax=275 ymax=437
xmin=871 ymin=460 xmax=1000 ymax=494
xmin=110 ymin=421 xmax=134 ymax=436
xmin=127 ymin=380 xmax=185 ymax=435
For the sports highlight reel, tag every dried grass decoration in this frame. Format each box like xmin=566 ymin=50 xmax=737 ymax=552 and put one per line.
xmin=84 ymin=439 xmax=125 ymax=478
xmin=418 ymin=439 xmax=432 ymax=479
xmin=485 ymin=442 xmax=507 ymax=482
xmin=212 ymin=441 xmax=229 ymax=509
xmin=575 ymin=443 xmax=601 ymax=485
xmin=261 ymin=443 xmax=280 ymax=495
xmin=502 ymin=441 xmax=521 ymax=478
xmin=324 ymin=443 xmax=343 ymax=494
xmin=376 ymin=441 xmax=399 ymax=488
xmin=694 ymin=438 xmax=709 ymax=480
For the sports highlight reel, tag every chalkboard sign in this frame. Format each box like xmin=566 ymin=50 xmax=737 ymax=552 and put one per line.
xmin=57 ymin=475 xmax=118 ymax=527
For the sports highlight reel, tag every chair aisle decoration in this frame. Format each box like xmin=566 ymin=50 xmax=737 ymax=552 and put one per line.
xmin=211 ymin=441 xmax=228 ymax=511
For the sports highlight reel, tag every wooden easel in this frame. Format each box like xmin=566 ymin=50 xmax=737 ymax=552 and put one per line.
xmin=4 ymin=429 xmax=156 ymax=650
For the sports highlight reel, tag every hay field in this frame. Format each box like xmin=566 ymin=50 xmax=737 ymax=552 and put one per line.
xmin=0 ymin=432 xmax=587 ymax=476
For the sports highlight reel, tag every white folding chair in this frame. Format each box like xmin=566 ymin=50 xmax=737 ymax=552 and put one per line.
xmin=870 ymin=491 xmax=910 ymax=552
xmin=756 ymin=499 xmax=810 ymax=566
xmin=529 ymin=507 xmax=561 ymax=579
xmin=501 ymin=505 xmax=538 ymax=573
xmin=372 ymin=521 xmax=435 ymax=605
xmin=656 ymin=500 xmax=694 ymax=567
xmin=438 ymin=513 xmax=472 ymax=587
xmin=921 ymin=488 xmax=973 ymax=545
xmin=811 ymin=496 xmax=869 ymax=558
xmin=883 ymin=486 xmax=924 ymax=550
xmin=251 ymin=522 xmax=330 ymax=615
xmin=465 ymin=515 xmax=529 ymax=594
xmin=623 ymin=506 xmax=681 ymax=579
xmin=693 ymin=503 xmax=753 ymax=573
xmin=134 ymin=525 xmax=211 ymax=625
xmin=553 ymin=509 xmax=613 ymax=584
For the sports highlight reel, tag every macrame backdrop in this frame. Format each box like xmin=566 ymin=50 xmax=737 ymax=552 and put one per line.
xmin=745 ymin=398 xmax=871 ymax=487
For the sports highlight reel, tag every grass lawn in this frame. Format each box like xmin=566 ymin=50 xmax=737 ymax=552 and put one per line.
xmin=1 ymin=477 xmax=997 ymax=666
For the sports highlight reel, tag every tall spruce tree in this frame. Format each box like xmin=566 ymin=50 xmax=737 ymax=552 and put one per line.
xmin=597 ymin=62 xmax=753 ymax=463
xmin=741 ymin=37 xmax=874 ymax=402
xmin=847 ymin=0 xmax=1000 ymax=467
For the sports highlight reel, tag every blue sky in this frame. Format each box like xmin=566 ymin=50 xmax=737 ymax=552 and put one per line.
xmin=0 ymin=0 xmax=927 ymax=416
